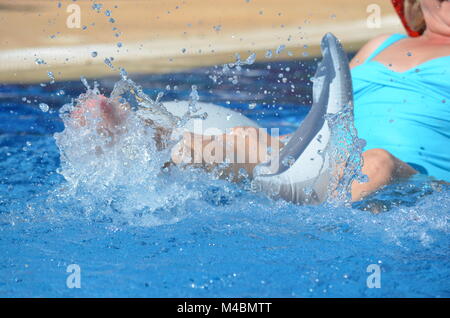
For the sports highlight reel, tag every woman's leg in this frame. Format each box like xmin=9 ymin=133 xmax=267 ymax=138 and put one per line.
xmin=351 ymin=148 xmax=417 ymax=201
xmin=72 ymin=97 xmax=416 ymax=204
xmin=171 ymin=126 xmax=283 ymax=181
xmin=175 ymin=132 xmax=418 ymax=202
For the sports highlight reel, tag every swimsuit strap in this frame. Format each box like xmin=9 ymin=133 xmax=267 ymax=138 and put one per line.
xmin=365 ymin=33 xmax=408 ymax=63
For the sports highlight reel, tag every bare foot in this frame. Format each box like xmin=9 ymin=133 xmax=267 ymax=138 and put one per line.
xmin=70 ymin=94 xmax=130 ymax=135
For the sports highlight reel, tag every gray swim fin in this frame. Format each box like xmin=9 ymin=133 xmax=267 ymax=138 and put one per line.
xmin=253 ymin=32 xmax=354 ymax=205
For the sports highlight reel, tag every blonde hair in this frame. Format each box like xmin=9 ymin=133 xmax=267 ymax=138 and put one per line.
xmin=404 ymin=0 xmax=426 ymax=34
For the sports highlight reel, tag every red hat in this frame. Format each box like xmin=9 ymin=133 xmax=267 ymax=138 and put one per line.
xmin=391 ymin=0 xmax=421 ymax=37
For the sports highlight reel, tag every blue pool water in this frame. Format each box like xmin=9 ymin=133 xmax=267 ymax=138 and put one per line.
xmin=0 ymin=58 xmax=449 ymax=297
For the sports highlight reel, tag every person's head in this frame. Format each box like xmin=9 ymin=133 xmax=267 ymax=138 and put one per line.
xmin=404 ymin=0 xmax=450 ymax=36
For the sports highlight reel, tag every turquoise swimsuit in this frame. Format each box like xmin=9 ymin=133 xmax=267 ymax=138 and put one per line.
xmin=352 ymin=34 xmax=450 ymax=181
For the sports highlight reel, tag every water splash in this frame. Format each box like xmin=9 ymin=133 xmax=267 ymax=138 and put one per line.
xmin=48 ymin=64 xmax=444 ymax=232
xmin=325 ymin=102 xmax=367 ymax=205
xmin=52 ymin=77 xmax=213 ymax=226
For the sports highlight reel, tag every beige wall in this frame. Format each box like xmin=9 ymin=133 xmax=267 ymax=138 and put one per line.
xmin=0 ymin=0 xmax=404 ymax=82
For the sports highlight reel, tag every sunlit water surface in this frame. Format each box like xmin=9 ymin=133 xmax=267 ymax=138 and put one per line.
xmin=0 ymin=59 xmax=448 ymax=297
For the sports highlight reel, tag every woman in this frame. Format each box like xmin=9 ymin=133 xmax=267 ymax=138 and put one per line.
xmin=349 ymin=0 xmax=450 ymax=200
xmin=71 ymin=0 xmax=450 ymax=203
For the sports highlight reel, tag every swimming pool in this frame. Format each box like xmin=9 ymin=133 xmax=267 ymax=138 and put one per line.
xmin=0 ymin=58 xmax=448 ymax=297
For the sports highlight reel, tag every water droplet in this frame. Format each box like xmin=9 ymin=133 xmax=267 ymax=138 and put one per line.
xmin=119 ymin=68 xmax=128 ymax=80
xmin=80 ymin=76 xmax=90 ymax=89
xmin=91 ymin=51 xmax=98 ymax=58
xmin=282 ymin=155 xmax=296 ymax=167
xmin=245 ymin=52 xmax=256 ymax=65
xmin=276 ymin=44 xmax=285 ymax=54
xmin=316 ymin=134 xmax=322 ymax=143
xmin=188 ymin=85 xmax=199 ymax=113
xmin=104 ymin=58 xmax=114 ymax=68
xmin=92 ymin=3 xmax=103 ymax=12
xmin=265 ymin=50 xmax=273 ymax=58
xmin=238 ymin=168 xmax=249 ymax=179
xmin=39 ymin=103 xmax=49 ymax=112
xmin=47 ymin=71 xmax=55 ymax=84
xmin=35 ymin=58 xmax=46 ymax=65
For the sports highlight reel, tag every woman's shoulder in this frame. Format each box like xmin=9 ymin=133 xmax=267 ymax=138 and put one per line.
xmin=350 ymin=34 xmax=397 ymax=69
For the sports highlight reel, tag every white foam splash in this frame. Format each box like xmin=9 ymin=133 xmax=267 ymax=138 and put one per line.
xmin=53 ymin=79 xmax=206 ymax=226
xmin=325 ymin=102 xmax=367 ymax=205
